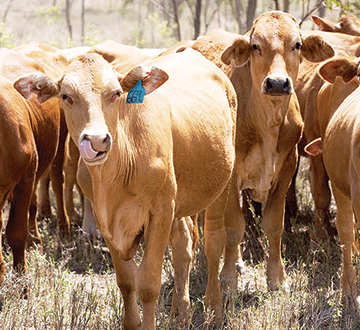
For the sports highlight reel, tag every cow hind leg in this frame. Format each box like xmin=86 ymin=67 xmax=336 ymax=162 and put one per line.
xmin=333 ymin=185 xmax=357 ymax=304
xmin=220 ymin=175 xmax=244 ymax=292
xmin=204 ymin=184 xmax=230 ymax=327
xmin=169 ymin=216 xmax=198 ymax=327
xmin=6 ymin=173 xmax=36 ymax=297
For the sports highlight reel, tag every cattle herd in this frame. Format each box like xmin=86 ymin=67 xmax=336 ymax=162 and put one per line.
xmin=1 ymin=9 xmax=360 ymax=330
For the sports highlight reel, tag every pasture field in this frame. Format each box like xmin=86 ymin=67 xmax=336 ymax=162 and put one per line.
xmin=1 ymin=158 xmax=360 ymax=329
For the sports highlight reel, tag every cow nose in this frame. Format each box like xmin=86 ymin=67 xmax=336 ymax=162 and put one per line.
xmin=263 ymin=77 xmax=292 ymax=95
xmin=82 ymin=133 xmax=112 ymax=152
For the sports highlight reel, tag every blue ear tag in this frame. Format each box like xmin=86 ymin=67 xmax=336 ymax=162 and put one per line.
xmin=126 ymin=80 xmax=145 ymax=104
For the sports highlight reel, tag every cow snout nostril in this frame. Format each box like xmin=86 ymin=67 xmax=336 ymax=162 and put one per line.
xmin=102 ymin=134 xmax=111 ymax=151
xmin=264 ymin=77 xmax=292 ymax=95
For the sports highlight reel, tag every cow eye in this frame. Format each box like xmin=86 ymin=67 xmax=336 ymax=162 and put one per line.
xmin=252 ymin=44 xmax=260 ymax=51
xmin=293 ymin=42 xmax=302 ymax=51
xmin=111 ymin=91 xmax=121 ymax=102
xmin=61 ymin=94 xmax=73 ymax=105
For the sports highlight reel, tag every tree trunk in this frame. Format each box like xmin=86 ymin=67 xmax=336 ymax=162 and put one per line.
xmin=66 ymin=0 xmax=73 ymax=40
xmin=172 ymin=0 xmax=181 ymax=41
xmin=81 ymin=0 xmax=85 ymax=44
xmin=194 ymin=0 xmax=202 ymax=39
xmin=2 ymin=0 xmax=15 ymax=24
xmin=246 ymin=0 xmax=257 ymax=31
xmin=274 ymin=0 xmax=279 ymax=10
xmin=283 ymin=0 xmax=290 ymax=12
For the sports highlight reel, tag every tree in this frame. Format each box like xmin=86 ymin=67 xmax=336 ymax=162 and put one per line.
xmin=246 ymin=0 xmax=257 ymax=31
xmin=65 ymin=0 xmax=73 ymax=40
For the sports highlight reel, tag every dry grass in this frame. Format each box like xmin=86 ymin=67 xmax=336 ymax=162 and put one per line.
xmin=1 ymin=158 xmax=360 ymax=329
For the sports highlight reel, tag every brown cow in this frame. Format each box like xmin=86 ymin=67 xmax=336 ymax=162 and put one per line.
xmin=0 ymin=48 xmax=66 ymax=286
xmin=312 ymin=13 xmax=360 ymax=36
xmin=14 ymin=49 xmax=237 ymax=329
xmin=188 ymin=11 xmax=334 ymax=324
xmin=305 ymin=55 xmax=360 ymax=304
xmin=12 ymin=42 xmax=71 ymax=237
xmin=287 ymin=28 xmax=360 ymax=239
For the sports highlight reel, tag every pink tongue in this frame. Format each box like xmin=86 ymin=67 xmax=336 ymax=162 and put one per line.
xmin=79 ymin=139 xmax=98 ymax=161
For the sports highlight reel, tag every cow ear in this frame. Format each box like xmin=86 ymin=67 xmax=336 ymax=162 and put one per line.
xmin=120 ymin=66 xmax=169 ymax=95
xmin=304 ymin=138 xmax=322 ymax=156
xmin=312 ymin=15 xmax=339 ymax=32
xmin=221 ymin=36 xmax=252 ymax=67
xmin=318 ymin=58 xmax=358 ymax=83
xmin=301 ymin=35 xmax=335 ymax=62
xmin=14 ymin=72 xmax=59 ymax=103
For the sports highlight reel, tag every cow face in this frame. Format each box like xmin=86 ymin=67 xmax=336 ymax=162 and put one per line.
xmin=58 ymin=54 xmax=121 ymax=165
xmin=221 ymin=11 xmax=334 ymax=98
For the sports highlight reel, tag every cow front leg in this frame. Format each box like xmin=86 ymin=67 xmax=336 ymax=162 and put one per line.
xmin=105 ymin=238 xmax=141 ymax=330
xmin=169 ymin=216 xmax=198 ymax=327
xmin=263 ymin=152 xmax=297 ymax=290
xmin=137 ymin=204 xmax=174 ymax=330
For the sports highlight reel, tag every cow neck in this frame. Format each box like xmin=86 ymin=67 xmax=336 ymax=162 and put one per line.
xmin=235 ymin=77 xmax=291 ymax=202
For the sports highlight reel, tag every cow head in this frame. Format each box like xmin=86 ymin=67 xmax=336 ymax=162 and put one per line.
xmin=14 ymin=53 xmax=168 ymax=166
xmin=221 ymin=11 xmax=335 ymax=97
xmin=312 ymin=13 xmax=360 ymax=36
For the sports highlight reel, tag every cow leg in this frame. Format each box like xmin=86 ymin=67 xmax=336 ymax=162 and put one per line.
xmin=263 ymin=151 xmax=297 ymax=290
xmin=37 ymin=172 xmax=52 ymax=219
xmin=64 ymin=135 xmax=82 ymax=224
xmin=220 ymin=174 xmax=244 ymax=289
xmin=169 ymin=216 xmax=198 ymax=327
xmin=204 ymin=184 xmax=230 ymax=327
xmin=137 ymin=204 xmax=174 ymax=330
xmin=284 ymin=158 xmax=299 ymax=232
xmin=49 ymin=114 xmax=70 ymax=236
xmin=0 ymin=209 xmax=5 ymax=283
xmin=309 ymin=155 xmax=334 ymax=241
xmin=104 ymin=238 xmax=141 ymax=330
xmin=82 ymin=197 xmax=97 ymax=238
xmin=28 ymin=185 xmax=42 ymax=247
xmin=332 ymin=184 xmax=357 ymax=303
xmin=6 ymin=172 xmax=36 ymax=278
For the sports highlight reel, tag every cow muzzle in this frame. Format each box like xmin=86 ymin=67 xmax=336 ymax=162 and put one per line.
xmin=79 ymin=131 xmax=112 ymax=165
xmin=262 ymin=75 xmax=293 ymax=96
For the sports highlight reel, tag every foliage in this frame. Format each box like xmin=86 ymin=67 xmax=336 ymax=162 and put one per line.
xmin=0 ymin=23 xmax=15 ymax=48
xmin=324 ymin=0 xmax=360 ymax=16
xmin=38 ymin=6 xmax=60 ymax=25
xmin=82 ymin=23 xmax=100 ymax=46
xmin=148 ymin=12 xmax=178 ymax=48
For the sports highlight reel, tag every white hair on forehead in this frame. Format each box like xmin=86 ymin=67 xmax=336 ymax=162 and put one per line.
xmin=102 ymin=65 xmax=115 ymax=86
xmin=63 ymin=74 xmax=79 ymax=87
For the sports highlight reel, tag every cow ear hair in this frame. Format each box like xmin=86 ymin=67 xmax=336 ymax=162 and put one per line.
xmin=304 ymin=138 xmax=322 ymax=156
xmin=120 ymin=65 xmax=169 ymax=95
xmin=318 ymin=57 xmax=358 ymax=83
xmin=221 ymin=36 xmax=251 ymax=67
xmin=312 ymin=15 xmax=339 ymax=32
xmin=14 ymin=72 xmax=59 ymax=103
xmin=301 ymin=35 xmax=335 ymax=63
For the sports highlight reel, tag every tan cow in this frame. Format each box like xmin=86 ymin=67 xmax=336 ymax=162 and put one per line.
xmin=305 ymin=55 xmax=360 ymax=304
xmin=188 ymin=11 xmax=334 ymax=324
xmin=312 ymin=13 xmax=360 ymax=36
xmin=14 ymin=49 xmax=237 ymax=329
